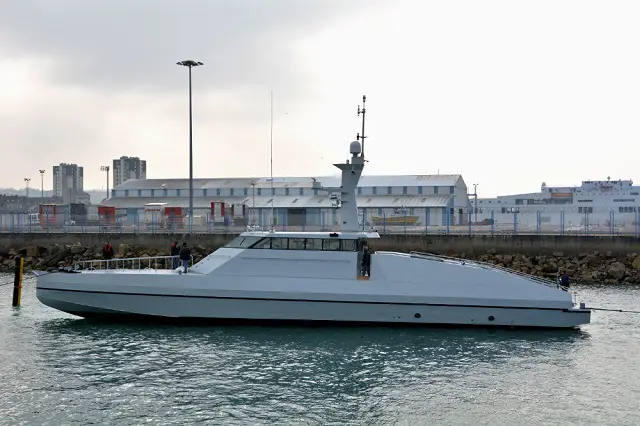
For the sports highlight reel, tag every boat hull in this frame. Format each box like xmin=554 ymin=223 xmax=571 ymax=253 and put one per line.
xmin=37 ymin=287 xmax=590 ymax=329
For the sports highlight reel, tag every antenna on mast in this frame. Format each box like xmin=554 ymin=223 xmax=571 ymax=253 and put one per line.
xmin=357 ymin=95 xmax=367 ymax=159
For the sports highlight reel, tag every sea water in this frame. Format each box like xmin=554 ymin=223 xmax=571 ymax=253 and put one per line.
xmin=0 ymin=274 xmax=639 ymax=425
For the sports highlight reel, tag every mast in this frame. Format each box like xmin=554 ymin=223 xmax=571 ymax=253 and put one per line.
xmin=357 ymin=95 xmax=367 ymax=159
xmin=270 ymin=90 xmax=274 ymax=231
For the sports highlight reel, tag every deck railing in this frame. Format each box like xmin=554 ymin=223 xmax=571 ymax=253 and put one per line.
xmin=407 ymin=251 xmax=562 ymax=289
xmin=75 ymin=255 xmax=195 ymax=272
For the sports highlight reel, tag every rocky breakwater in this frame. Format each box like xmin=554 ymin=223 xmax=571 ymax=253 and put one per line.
xmin=2 ymin=243 xmax=640 ymax=284
xmin=453 ymin=250 xmax=640 ymax=284
xmin=0 ymin=243 xmax=213 ymax=273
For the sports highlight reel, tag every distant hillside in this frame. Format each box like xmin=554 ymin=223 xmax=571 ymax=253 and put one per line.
xmin=0 ymin=188 xmax=108 ymax=205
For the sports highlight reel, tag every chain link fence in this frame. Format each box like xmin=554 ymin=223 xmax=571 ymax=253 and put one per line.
xmin=2 ymin=207 xmax=640 ymax=236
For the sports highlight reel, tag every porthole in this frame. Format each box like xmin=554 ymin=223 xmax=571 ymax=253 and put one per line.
xmin=488 ymin=316 xmax=495 ymax=321
xmin=414 ymin=313 xmax=421 ymax=319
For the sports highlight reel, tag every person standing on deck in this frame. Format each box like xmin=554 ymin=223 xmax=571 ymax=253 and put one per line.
xmin=102 ymin=241 xmax=114 ymax=270
xmin=179 ymin=242 xmax=192 ymax=273
xmin=170 ymin=241 xmax=180 ymax=269
xmin=361 ymin=246 xmax=371 ymax=277
xmin=102 ymin=241 xmax=114 ymax=259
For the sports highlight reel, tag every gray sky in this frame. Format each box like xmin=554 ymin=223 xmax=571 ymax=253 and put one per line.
xmin=1 ymin=0 xmax=639 ymax=197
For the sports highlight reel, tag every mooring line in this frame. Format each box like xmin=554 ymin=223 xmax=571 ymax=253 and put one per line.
xmin=586 ymin=307 xmax=640 ymax=314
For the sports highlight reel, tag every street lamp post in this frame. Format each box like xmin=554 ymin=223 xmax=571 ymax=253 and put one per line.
xmin=39 ymin=170 xmax=45 ymax=198
xmin=176 ymin=59 xmax=203 ymax=234
xmin=101 ymin=166 xmax=110 ymax=201
xmin=24 ymin=177 xmax=31 ymax=198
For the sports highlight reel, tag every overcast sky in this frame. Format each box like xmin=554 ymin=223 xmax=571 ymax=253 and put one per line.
xmin=1 ymin=0 xmax=639 ymax=197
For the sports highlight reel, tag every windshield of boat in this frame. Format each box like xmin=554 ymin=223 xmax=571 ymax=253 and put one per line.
xmin=224 ymin=236 xmax=263 ymax=248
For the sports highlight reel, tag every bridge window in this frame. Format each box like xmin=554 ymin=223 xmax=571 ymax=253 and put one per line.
xmin=271 ymin=238 xmax=287 ymax=249
xmin=306 ymin=238 xmax=323 ymax=250
xmin=288 ymin=238 xmax=306 ymax=250
xmin=247 ymin=237 xmax=360 ymax=251
xmin=323 ymin=239 xmax=341 ymax=251
xmin=252 ymin=238 xmax=271 ymax=249
xmin=225 ymin=236 xmax=263 ymax=248
xmin=341 ymin=239 xmax=357 ymax=251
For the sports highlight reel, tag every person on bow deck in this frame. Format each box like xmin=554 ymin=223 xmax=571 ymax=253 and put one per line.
xmin=170 ymin=241 xmax=180 ymax=269
xmin=179 ymin=242 xmax=191 ymax=273
xmin=102 ymin=241 xmax=114 ymax=269
xmin=102 ymin=241 xmax=114 ymax=260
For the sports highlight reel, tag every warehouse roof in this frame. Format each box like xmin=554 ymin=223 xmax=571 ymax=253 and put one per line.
xmin=113 ymin=174 xmax=464 ymax=191
xmin=102 ymin=195 xmax=454 ymax=210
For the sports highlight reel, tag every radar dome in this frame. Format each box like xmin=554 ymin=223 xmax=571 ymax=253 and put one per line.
xmin=349 ymin=140 xmax=362 ymax=155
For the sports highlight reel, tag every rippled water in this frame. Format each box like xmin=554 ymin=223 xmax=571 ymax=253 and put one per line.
xmin=1 ymin=274 xmax=639 ymax=425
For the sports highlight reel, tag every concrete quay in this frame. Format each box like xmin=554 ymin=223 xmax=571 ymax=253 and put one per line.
xmin=1 ymin=232 xmax=639 ymax=257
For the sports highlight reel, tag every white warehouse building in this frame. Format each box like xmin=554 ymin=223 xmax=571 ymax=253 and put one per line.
xmin=102 ymin=174 xmax=472 ymax=230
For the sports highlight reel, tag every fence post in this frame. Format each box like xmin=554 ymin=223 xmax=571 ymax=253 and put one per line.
xmin=404 ymin=209 xmax=407 ymax=235
xmin=468 ymin=211 xmax=471 ymax=236
xmin=383 ymin=212 xmax=386 ymax=235
xmin=425 ymin=208 xmax=428 ymax=235
xmin=446 ymin=209 xmax=450 ymax=235
xmin=610 ymin=210 xmax=614 ymax=236
xmin=536 ymin=210 xmax=540 ymax=236
xmin=490 ymin=209 xmax=494 ymax=236
xmin=584 ymin=212 xmax=589 ymax=235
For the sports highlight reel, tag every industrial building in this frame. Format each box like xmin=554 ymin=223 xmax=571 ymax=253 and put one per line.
xmin=101 ymin=174 xmax=472 ymax=229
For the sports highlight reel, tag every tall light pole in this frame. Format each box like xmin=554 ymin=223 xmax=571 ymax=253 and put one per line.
xmin=101 ymin=165 xmax=110 ymax=201
xmin=473 ymin=183 xmax=479 ymax=224
xmin=24 ymin=177 xmax=31 ymax=198
xmin=176 ymin=59 xmax=203 ymax=234
xmin=39 ymin=170 xmax=45 ymax=198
